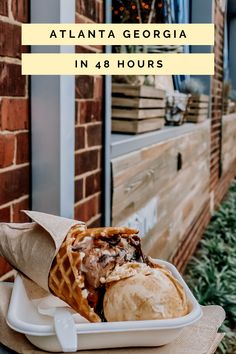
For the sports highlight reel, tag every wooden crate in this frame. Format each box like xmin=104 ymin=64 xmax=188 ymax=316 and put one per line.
xmin=112 ymin=84 xmax=165 ymax=134
xmin=112 ymin=118 xmax=165 ymax=134
xmin=185 ymin=94 xmax=209 ymax=123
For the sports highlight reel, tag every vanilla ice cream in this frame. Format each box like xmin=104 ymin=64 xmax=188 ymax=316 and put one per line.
xmin=103 ymin=266 xmax=188 ymax=322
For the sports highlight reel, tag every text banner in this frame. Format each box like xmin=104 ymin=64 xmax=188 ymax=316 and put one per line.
xmin=22 ymin=53 xmax=215 ymax=75
xmin=22 ymin=24 xmax=214 ymax=46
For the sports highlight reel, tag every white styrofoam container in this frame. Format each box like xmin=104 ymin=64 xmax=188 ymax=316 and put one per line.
xmin=7 ymin=260 xmax=202 ymax=352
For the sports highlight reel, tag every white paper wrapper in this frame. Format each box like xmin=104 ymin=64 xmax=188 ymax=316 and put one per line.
xmin=0 ymin=210 xmax=85 ymax=291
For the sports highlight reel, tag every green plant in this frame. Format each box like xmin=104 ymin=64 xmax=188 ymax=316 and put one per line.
xmin=185 ymin=180 xmax=236 ymax=354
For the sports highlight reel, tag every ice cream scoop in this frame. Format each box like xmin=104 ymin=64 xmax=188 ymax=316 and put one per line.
xmin=103 ymin=267 xmax=189 ymax=322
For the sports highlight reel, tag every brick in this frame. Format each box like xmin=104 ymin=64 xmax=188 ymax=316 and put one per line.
xmin=11 ymin=0 xmax=29 ymax=23
xmin=0 ymin=257 xmax=12 ymax=277
xmin=211 ymin=156 xmax=219 ymax=171
xmin=211 ymin=175 xmax=220 ymax=186
xmin=87 ymin=215 xmax=102 ymax=228
xmin=94 ymin=77 xmax=103 ymax=99
xmin=98 ymin=150 xmax=102 ymax=170
xmin=75 ymin=126 xmax=85 ymax=150
xmin=211 ymin=135 xmax=220 ymax=145
xmin=86 ymin=171 xmax=101 ymax=197
xmin=87 ymin=123 xmax=102 ymax=147
xmin=0 ymin=22 xmax=21 ymax=59
xmin=92 ymin=44 xmax=103 ymax=52
xmin=0 ymin=206 xmax=10 ymax=222
xmin=76 ymin=0 xmax=96 ymax=21
xmin=0 ymin=63 xmax=26 ymax=97
xmin=77 ymin=100 xmax=101 ymax=123
xmin=210 ymin=145 xmax=220 ymax=156
xmin=76 ymin=76 xmax=94 ymax=98
xmin=0 ymin=0 xmax=8 ymax=16
xmin=211 ymin=123 xmax=221 ymax=132
xmin=0 ymin=134 xmax=15 ymax=168
xmin=210 ymin=163 xmax=220 ymax=173
xmin=0 ymin=99 xmax=29 ymax=131
xmin=210 ymin=177 xmax=219 ymax=189
xmin=211 ymin=112 xmax=221 ymax=119
xmin=96 ymin=0 xmax=104 ymax=23
xmin=76 ymin=13 xmax=93 ymax=24
xmin=75 ymin=149 xmax=98 ymax=175
xmin=0 ymin=166 xmax=29 ymax=205
xmin=75 ymin=178 xmax=84 ymax=203
xmin=76 ymin=46 xmax=94 ymax=54
xmin=12 ymin=198 xmax=30 ymax=222
xmin=16 ymin=132 xmax=29 ymax=164
xmin=97 ymin=192 xmax=102 ymax=213
xmin=75 ymin=101 xmax=79 ymax=123
xmin=74 ymin=195 xmax=98 ymax=222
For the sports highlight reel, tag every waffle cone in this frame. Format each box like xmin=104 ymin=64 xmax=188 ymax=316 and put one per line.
xmin=49 ymin=225 xmax=101 ymax=322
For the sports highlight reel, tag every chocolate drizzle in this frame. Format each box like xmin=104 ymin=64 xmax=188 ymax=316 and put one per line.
xmin=128 ymin=235 xmax=144 ymax=262
xmin=72 ymin=229 xmax=146 ymax=321
xmin=100 ymin=234 xmax=121 ymax=246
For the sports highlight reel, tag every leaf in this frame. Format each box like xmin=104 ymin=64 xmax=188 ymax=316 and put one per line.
xmin=184 ymin=180 xmax=236 ymax=354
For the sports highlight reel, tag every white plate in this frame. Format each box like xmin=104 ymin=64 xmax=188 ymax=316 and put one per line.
xmin=7 ymin=260 xmax=202 ymax=352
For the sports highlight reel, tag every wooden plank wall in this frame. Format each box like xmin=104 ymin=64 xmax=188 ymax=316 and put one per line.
xmin=222 ymin=114 xmax=236 ymax=175
xmin=111 ymin=122 xmax=210 ymax=260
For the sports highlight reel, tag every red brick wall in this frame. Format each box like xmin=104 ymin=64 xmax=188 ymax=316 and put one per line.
xmin=74 ymin=0 xmax=104 ymax=227
xmin=0 ymin=0 xmax=30 ymax=277
xmin=210 ymin=0 xmax=224 ymax=195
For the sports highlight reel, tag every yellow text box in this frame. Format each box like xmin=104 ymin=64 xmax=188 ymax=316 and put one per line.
xmin=22 ymin=53 xmax=214 ymax=75
xmin=22 ymin=24 xmax=214 ymax=46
